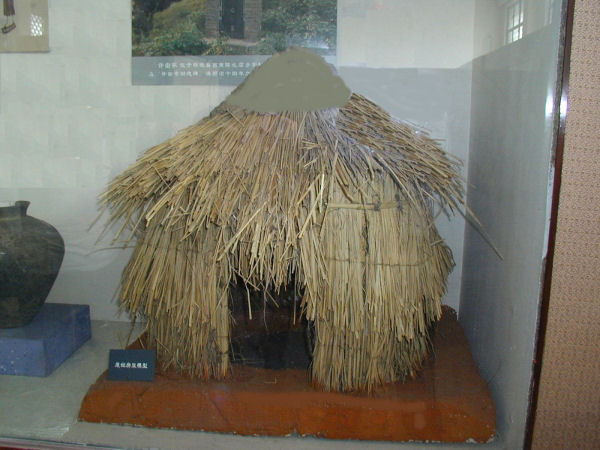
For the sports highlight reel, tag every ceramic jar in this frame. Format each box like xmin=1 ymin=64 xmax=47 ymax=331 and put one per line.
xmin=0 ymin=201 xmax=64 ymax=328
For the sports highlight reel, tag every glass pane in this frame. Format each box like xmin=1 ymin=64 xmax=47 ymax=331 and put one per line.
xmin=0 ymin=0 xmax=568 ymax=448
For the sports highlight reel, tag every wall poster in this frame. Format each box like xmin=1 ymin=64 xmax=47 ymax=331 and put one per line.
xmin=0 ymin=0 xmax=49 ymax=53
xmin=131 ymin=0 xmax=337 ymax=85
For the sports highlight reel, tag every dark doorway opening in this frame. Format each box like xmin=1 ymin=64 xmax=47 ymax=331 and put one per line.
xmin=228 ymin=277 xmax=312 ymax=370
xmin=221 ymin=0 xmax=244 ymax=39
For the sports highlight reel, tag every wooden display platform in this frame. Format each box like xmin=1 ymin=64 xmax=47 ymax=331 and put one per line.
xmin=78 ymin=308 xmax=495 ymax=443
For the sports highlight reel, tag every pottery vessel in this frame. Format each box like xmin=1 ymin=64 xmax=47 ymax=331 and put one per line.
xmin=0 ymin=201 xmax=65 ymax=328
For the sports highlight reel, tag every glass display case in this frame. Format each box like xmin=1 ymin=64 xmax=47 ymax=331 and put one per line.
xmin=0 ymin=1 xmax=569 ymax=448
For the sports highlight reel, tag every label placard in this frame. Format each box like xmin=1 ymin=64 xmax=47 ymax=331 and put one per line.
xmin=107 ymin=349 xmax=155 ymax=381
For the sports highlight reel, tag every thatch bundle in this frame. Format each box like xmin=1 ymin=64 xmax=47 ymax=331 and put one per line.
xmin=100 ymin=49 xmax=464 ymax=391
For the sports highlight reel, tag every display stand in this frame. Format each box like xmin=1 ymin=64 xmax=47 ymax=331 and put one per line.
xmin=78 ymin=308 xmax=495 ymax=443
xmin=0 ymin=303 xmax=91 ymax=377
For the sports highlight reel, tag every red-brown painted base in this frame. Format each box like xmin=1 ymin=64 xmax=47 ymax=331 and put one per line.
xmin=78 ymin=309 xmax=495 ymax=442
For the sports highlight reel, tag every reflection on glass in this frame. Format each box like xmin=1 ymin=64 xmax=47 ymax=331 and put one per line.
xmin=506 ymin=0 xmax=524 ymax=44
xmin=30 ymin=14 xmax=43 ymax=36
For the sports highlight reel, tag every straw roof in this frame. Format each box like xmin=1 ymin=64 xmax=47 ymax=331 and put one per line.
xmin=100 ymin=48 xmax=464 ymax=391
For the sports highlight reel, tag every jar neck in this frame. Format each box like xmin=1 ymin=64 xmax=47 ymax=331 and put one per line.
xmin=0 ymin=201 xmax=30 ymax=219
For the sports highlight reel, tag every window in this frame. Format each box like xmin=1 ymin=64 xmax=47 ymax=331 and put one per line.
xmin=506 ymin=0 xmax=524 ymax=44
xmin=30 ymin=14 xmax=44 ymax=37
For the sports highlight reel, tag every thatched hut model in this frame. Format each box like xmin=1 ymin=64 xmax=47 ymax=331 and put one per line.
xmin=101 ymin=48 xmax=464 ymax=392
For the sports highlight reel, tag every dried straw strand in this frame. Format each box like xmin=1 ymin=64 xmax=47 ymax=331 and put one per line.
xmin=99 ymin=93 xmax=463 ymax=391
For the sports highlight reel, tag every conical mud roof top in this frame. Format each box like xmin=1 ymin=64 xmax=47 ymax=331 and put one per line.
xmin=224 ymin=47 xmax=351 ymax=113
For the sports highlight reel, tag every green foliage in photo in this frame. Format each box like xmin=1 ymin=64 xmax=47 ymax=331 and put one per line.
xmin=133 ymin=0 xmax=208 ymax=56
xmin=259 ymin=0 xmax=336 ymax=53
xmin=132 ymin=0 xmax=336 ymax=57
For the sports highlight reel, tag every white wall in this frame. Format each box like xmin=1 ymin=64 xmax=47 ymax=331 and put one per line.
xmin=338 ymin=0 xmax=475 ymax=68
xmin=459 ymin=1 xmax=563 ymax=446
xmin=0 ymin=0 xmax=233 ymax=320
xmin=473 ymin=0 xmax=504 ymax=59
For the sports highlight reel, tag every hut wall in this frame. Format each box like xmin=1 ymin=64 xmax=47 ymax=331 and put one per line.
xmin=338 ymin=67 xmax=471 ymax=312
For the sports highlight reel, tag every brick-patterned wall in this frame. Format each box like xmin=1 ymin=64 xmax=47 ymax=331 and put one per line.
xmin=244 ymin=0 xmax=262 ymax=41
xmin=532 ymin=0 xmax=600 ymax=448
xmin=205 ymin=0 xmax=220 ymax=38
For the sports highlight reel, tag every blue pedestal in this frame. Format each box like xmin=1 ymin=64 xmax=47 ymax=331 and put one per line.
xmin=0 ymin=303 xmax=91 ymax=377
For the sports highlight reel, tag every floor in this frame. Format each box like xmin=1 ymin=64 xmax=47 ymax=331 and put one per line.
xmin=0 ymin=320 xmax=502 ymax=450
